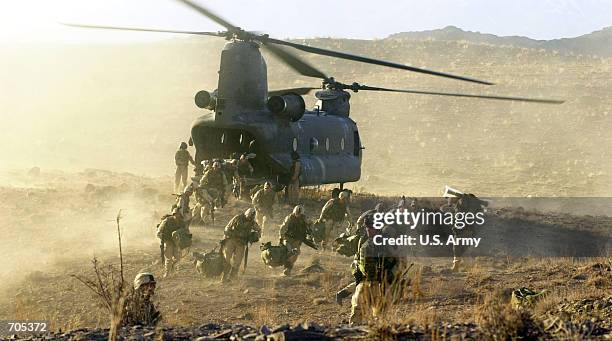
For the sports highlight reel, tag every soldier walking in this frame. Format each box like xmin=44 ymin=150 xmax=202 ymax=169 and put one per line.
xmin=221 ymin=208 xmax=261 ymax=282
xmin=175 ymin=142 xmax=195 ymax=193
xmin=252 ymin=182 xmax=276 ymax=233
xmin=318 ymin=190 xmax=351 ymax=249
xmin=286 ymin=151 xmax=301 ymax=204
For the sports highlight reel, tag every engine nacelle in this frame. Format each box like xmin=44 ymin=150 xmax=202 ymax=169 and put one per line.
xmin=195 ymin=90 xmax=217 ymax=110
xmin=267 ymin=93 xmax=305 ymax=122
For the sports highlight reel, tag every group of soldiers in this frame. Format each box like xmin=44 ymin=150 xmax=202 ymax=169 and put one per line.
xmin=122 ymin=142 xmax=488 ymax=327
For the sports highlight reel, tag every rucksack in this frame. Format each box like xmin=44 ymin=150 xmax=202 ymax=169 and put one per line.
xmin=260 ymin=242 xmax=291 ymax=268
xmin=310 ymin=220 xmax=326 ymax=244
xmin=333 ymin=232 xmax=360 ymax=257
xmin=172 ymin=228 xmax=193 ymax=249
xmin=193 ymin=249 xmax=225 ymax=277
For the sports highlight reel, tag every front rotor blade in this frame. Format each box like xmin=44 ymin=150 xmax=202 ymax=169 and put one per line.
xmin=268 ymin=87 xmax=319 ymax=97
xmin=175 ymin=0 xmax=239 ymax=32
xmin=265 ymin=37 xmax=493 ymax=85
xmin=358 ymin=86 xmax=564 ymax=104
xmin=262 ymin=43 xmax=328 ymax=80
xmin=62 ymin=23 xmax=223 ymax=37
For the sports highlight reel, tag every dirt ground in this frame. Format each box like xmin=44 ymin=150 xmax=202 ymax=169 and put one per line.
xmin=0 ymin=169 xmax=610 ymax=339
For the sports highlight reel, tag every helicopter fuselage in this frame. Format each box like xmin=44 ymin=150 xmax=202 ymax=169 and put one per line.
xmin=191 ymin=108 xmax=362 ymax=186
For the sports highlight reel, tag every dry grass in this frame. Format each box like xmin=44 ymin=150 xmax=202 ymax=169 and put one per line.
xmin=475 ymin=291 xmax=544 ymax=340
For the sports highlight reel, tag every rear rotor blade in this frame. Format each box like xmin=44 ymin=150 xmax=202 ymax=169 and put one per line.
xmin=175 ymin=0 xmax=239 ymax=32
xmin=265 ymin=37 xmax=493 ymax=85
xmin=262 ymin=43 xmax=328 ymax=80
xmin=268 ymin=87 xmax=319 ymax=97
xmin=357 ymin=85 xmax=564 ymax=104
xmin=62 ymin=23 xmax=223 ymax=37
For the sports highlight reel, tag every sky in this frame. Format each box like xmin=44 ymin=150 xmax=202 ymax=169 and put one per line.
xmin=1 ymin=0 xmax=611 ymax=43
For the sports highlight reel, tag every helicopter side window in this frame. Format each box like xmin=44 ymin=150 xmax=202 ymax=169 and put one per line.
xmin=310 ymin=137 xmax=319 ymax=152
xmin=292 ymin=138 xmax=298 ymax=152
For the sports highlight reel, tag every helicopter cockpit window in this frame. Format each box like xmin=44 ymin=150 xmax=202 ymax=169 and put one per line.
xmin=310 ymin=137 xmax=319 ymax=152
xmin=292 ymin=138 xmax=298 ymax=152
xmin=325 ymin=138 xmax=330 ymax=152
xmin=340 ymin=137 xmax=345 ymax=151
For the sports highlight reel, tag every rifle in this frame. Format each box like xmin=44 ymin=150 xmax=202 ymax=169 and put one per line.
xmin=301 ymin=237 xmax=318 ymax=250
xmin=160 ymin=241 xmax=165 ymax=265
xmin=242 ymin=242 xmax=250 ymax=274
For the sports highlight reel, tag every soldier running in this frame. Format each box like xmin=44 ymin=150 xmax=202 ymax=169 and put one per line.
xmin=199 ymin=161 xmax=228 ymax=207
xmin=318 ymin=190 xmax=351 ymax=249
xmin=221 ymin=208 xmax=261 ymax=282
xmin=349 ymin=214 xmax=400 ymax=325
xmin=278 ymin=205 xmax=315 ymax=276
xmin=251 ymin=182 xmax=276 ymax=233
xmin=122 ymin=272 xmax=161 ymax=327
xmin=156 ymin=208 xmax=186 ymax=277
xmin=174 ymin=142 xmax=195 ymax=193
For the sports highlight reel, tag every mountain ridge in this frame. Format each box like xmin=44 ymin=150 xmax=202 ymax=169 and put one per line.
xmin=387 ymin=25 xmax=612 ymax=57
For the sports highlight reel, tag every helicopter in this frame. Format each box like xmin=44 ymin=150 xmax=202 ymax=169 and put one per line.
xmin=66 ymin=0 xmax=563 ymax=190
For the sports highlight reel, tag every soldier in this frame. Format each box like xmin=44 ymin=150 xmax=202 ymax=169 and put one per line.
xmin=122 ymin=272 xmax=161 ymax=327
xmin=174 ymin=142 xmax=195 ymax=193
xmin=156 ymin=208 xmax=185 ymax=277
xmin=175 ymin=184 xmax=194 ymax=228
xmin=279 ymin=205 xmax=314 ymax=276
xmin=441 ymin=193 xmax=487 ymax=271
xmin=286 ymin=151 xmax=301 ymax=204
xmin=200 ymin=161 xmax=228 ymax=207
xmin=349 ymin=214 xmax=400 ymax=325
xmin=335 ymin=206 xmax=382 ymax=305
xmin=221 ymin=208 xmax=261 ymax=282
xmin=252 ymin=182 xmax=275 ymax=232
xmin=234 ymin=154 xmax=254 ymax=200
xmin=318 ymin=190 xmax=351 ymax=249
xmin=355 ymin=202 xmax=386 ymax=238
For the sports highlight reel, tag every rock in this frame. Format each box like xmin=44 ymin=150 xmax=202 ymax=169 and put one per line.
xmin=312 ymin=297 xmax=327 ymax=305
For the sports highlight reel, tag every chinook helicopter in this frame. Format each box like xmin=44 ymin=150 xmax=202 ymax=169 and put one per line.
xmin=66 ymin=0 xmax=563 ymax=189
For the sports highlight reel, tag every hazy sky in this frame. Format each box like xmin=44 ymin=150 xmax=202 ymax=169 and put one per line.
xmin=1 ymin=0 xmax=611 ymax=43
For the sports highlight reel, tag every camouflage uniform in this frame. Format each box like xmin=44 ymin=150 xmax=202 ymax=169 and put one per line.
xmin=122 ymin=290 xmax=161 ymax=326
xmin=279 ymin=209 xmax=311 ymax=275
xmin=287 ymin=157 xmax=301 ymax=204
xmin=319 ymin=194 xmax=350 ymax=249
xmin=175 ymin=145 xmax=194 ymax=193
xmin=349 ymin=235 xmax=399 ymax=325
xmin=235 ymin=157 xmax=254 ymax=199
xmin=200 ymin=167 xmax=228 ymax=204
xmin=122 ymin=273 xmax=161 ymax=327
xmin=221 ymin=211 xmax=261 ymax=281
xmin=252 ymin=186 xmax=275 ymax=232
xmin=156 ymin=214 xmax=185 ymax=277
